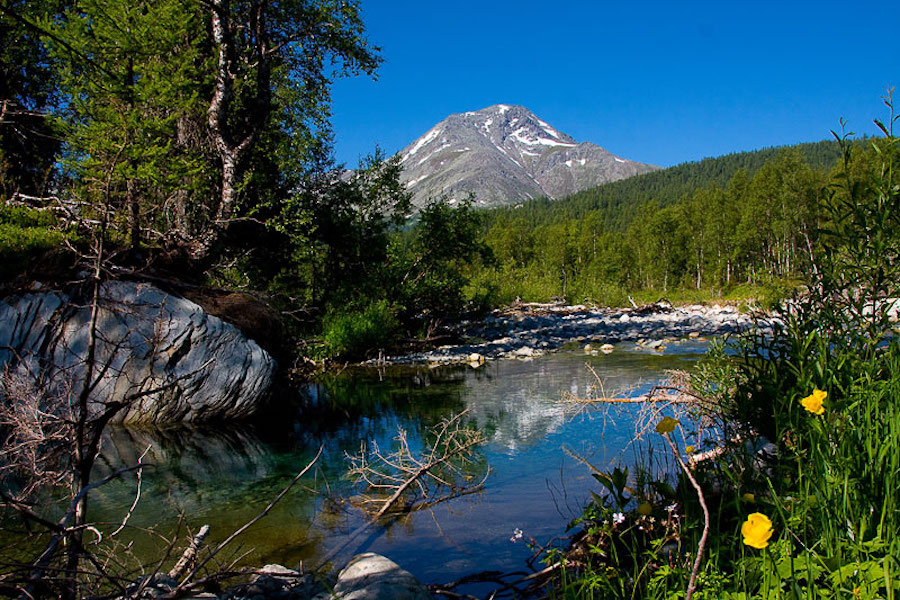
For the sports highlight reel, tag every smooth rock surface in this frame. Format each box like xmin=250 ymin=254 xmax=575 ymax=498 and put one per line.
xmin=0 ymin=281 xmax=276 ymax=424
xmin=329 ymin=553 xmax=431 ymax=600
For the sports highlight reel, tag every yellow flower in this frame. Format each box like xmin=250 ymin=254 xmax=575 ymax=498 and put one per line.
xmin=800 ymin=389 xmax=827 ymax=415
xmin=637 ymin=502 xmax=652 ymax=515
xmin=741 ymin=512 xmax=773 ymax=549
xmin=741 ymin=493 xmax=755 ymax=503
xmin=656 ymin=416 xmax=678 ymax=434
xmin=685 ymin=445 xmax=695 ymax=454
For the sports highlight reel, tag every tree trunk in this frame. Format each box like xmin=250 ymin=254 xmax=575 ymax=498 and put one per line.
xmin=192 ymin=0 xmax=271 ymax=267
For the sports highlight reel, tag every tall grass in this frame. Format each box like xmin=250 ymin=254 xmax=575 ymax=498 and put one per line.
xmin=556 ymin=98 xmax=900 ymax=598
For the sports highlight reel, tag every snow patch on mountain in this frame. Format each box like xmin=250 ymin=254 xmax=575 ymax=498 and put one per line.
xmin=402 ymin=127 xmax=442 ymax=162
xmin=397 ymin=104 xmax=658 ymax=208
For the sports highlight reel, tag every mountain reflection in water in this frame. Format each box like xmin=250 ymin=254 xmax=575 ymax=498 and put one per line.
xmin=81 ymin=341 xmax=709 ymax=583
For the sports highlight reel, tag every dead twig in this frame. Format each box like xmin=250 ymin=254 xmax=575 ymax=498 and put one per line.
xmin=167 ymin=525 xmax=210 ymax=581
xmin=169 ymin=445 xmax=323 ymax=593
xmin=661 ymin=430 xmax=709 ymax=600
xmin=320 ymin=412 xmax=488 ymax=569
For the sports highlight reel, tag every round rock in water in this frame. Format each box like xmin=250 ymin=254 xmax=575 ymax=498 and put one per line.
xmin=329 ymin=553 xmax=431 ymax=600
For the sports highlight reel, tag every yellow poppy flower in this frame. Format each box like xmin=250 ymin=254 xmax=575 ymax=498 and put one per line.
xmin=741 ymin=493 xmax=755 ymax=503
xmin=655 ymin=416 xmax=678 ymax=434
xmin=685 ymin=445 xmax=695 ymax=454
xmin=741 ymin=512 xmax=773 ymax=549
xmin=800 ymin=389 xmax=827 ymax=415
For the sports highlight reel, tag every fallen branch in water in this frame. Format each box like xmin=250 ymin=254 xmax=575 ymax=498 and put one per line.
xmin=320 ymin=411 xmax=488 ymax=568
xmin=164 ymin=445 xmax=323 ymax=596
xmin=346 ymin=410 xmax=488 ymax=521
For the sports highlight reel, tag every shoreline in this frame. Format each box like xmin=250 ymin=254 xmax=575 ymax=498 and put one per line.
xmin=367 ymin=302 xmax=770 ymax=367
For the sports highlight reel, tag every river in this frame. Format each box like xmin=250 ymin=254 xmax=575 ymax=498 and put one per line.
xmin=27 ymin=339 xmax=712 ymax=587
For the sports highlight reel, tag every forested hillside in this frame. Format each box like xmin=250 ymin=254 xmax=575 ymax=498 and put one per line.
xmin=483 ymin=139 xmax=844 ymax=230
xmin=472 ymin=138 xmax=882 ymax=306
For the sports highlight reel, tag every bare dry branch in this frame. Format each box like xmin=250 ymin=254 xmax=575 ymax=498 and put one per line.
xmin=345 ymin=411 xmax=488 ymax=521
xmin=170 ymin=445 xmax=323 ymax=593
xmin=167 ymin=524 xmax=210 ymax=581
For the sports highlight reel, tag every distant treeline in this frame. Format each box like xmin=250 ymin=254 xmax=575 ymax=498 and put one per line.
xmin=469 ymin=138 xmax=884 ymax=305
xmin=483 ymin=139 xmax=844 ymax=230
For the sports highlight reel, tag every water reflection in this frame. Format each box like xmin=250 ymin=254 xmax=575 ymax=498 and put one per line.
xmin=76 ymin=342 xmax=707 ymax=582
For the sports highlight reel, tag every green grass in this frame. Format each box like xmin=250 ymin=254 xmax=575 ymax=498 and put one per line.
xmin=552 ymin=103 xmax=900 ymax=599
xmin=0 ymin=206 xmax=67 ymax=281
xmin=321 ymin=300 xmax=400 ymax=359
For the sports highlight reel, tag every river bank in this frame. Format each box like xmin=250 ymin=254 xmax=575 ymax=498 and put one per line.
xmin=370 ymin=302 xmax=770 ymax=366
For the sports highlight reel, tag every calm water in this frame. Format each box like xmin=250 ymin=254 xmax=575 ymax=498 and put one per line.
xmin=23 ymin=340 xmax=710 ymax=584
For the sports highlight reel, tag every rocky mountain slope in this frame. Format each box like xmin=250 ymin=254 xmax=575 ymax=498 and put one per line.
xmin=398 ymin=104 xmax=658 ymax=208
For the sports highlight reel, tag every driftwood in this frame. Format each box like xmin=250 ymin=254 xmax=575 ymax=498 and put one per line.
xmin=319 ymin=411 xmax=488 ymax=569
xmin=346 ymin=411 xmax=487 ymax=520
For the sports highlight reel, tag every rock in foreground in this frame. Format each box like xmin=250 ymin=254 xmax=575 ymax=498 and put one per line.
xmin=330 ymin=553 xmax=432 ymax=600
xmin=0 ymin=280 xmax=275 ymax=424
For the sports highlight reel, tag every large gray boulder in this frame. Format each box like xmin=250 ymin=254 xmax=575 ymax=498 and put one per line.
xmin=0 ymin=281 xmax=275 ymax=424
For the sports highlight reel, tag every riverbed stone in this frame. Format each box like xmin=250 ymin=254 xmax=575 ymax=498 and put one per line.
xmin=364 ymin=302 xmax=763 ymax=367
xmin=222 ymin=564 xmax=326 ymax=599
xmin=327 ymin=553 xmax=431 ymax=600
xmin=0 ymin=280 xmax=276 ymax=424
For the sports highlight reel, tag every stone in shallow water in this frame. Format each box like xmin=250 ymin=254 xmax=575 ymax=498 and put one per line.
xmin=328 ymin=553 xmax=431 ymax=600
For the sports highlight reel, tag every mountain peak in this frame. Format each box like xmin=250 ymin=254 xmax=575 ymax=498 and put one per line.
xmin=398 ymin=106 xmax=658 ymax=208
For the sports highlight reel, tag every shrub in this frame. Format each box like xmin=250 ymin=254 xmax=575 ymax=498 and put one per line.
xmin=558 ymin=99 xmax=900 ymax=599
xmin=0 ymin=223 xmax=65 ymax=281
xmin=322 ymin=300 xmax=399 ymax=359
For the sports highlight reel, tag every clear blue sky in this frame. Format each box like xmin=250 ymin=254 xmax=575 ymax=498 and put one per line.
xmin=330 ymin=0 xmax=899 ymax=169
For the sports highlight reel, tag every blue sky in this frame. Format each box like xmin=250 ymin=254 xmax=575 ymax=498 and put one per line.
xmin=330 ymin=0 xmax=899 ymax=169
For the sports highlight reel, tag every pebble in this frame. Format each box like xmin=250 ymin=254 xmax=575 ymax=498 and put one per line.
xmin=364 ymin=304 xmax=765 ymax=367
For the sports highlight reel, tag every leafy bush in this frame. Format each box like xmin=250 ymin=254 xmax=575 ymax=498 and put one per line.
xmin=322 ymin=300 xmax=399 ymax=359
xmin=0 ymin=205 xmax=60 ymax=228
xmin=0 ymin=216 xmax=64 ymax=279
xmin=557 ymin=100 xmax=900 ymax=599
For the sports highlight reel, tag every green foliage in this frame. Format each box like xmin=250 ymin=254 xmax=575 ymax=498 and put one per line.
xmin=485 ymin=139 xmax=843 ymax=233
xmin=0 ymin=205 xmax=60 ymax=229
xmin=477 ymin=144 xmax=839 ymax=304
xmin=0 ymin=206 xmax=66 ymax=280
xmin=557 ymin=99 xmax=900 ymax=599
xmin=391 ymin=197 xmax=491 ymax=323
xmin=0 ymin=0 xmax=62 ymax=199
xmin=322 ymin=300 xmax=399 ymax=359
xmin=1 ymin=0 xmax=382 ymax=264
xmin=251 ymin=151 xmax=410 ymax=306
xmin=42 ymin=0 xmax=213 ymax=247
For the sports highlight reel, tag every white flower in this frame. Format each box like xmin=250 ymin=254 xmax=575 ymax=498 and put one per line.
xmin=612 ymin=512 xmax=625 ymax=525
xmin=509 ymin=527 xmax=524 ymax=543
